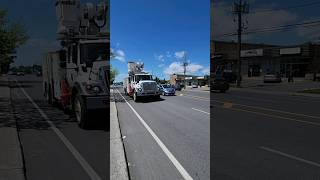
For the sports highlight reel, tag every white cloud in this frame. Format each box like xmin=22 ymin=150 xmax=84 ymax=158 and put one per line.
xmin=174 ymin=51 xmax=186 ymax=59
xmin=296 ymin=17 xmax=320 ymax=41
xmin=202 ymin=67 xmax=210 ymax=75
xmin=158 ymin=64 xmax=165 ymax=68
xmin=111 ymin=48 xmax=126 ymax=62
xmin=164 ymin=61 xmax=204 ymax=75
xmin=158 ymin=54 xmax=165 ymax=62
xmin=166 ymin=51 xmax=172 ymax=58
xmin=213 ymin=2 xmax=297 ymax=40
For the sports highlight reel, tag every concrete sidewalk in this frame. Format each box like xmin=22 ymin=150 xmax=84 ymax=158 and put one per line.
xmin=0 ymin=75 xmax=25 ymax=180
xmin=110 ymin=89 xmax=129 ymax=180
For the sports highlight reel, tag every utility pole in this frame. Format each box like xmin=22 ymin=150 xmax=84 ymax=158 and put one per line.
xmin=182 ymin=52 xmax=188 ymax=90
xmin=233 ymin=0 xmax=249 ymax=87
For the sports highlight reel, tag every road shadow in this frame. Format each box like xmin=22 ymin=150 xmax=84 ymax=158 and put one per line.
xmin=0 ymin=97 xmax=17 ymax=128
xmin=8 ymin=80 xmax=34 ymax=89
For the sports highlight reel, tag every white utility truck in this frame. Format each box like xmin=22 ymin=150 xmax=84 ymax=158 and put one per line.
xmin=42 ymin=0 xmax=109 ymax=128
xmin=123 ymin=62 xmax=160 ymax=102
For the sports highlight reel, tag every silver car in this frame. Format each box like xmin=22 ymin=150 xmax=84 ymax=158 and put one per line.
xmin=263 ymin=74 xmax=281 ymax=83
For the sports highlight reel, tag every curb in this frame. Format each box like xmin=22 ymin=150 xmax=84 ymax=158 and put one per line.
xmin=110 ymin=94 xmax=129 ymax=180
xmin=291 ymin=93 xmax=320 ymax=98
xmin=0 ymin=76 xmax=25 ymax=180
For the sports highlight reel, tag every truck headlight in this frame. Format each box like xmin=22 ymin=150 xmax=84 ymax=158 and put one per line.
xmin=93 ymin=86 xmax=101 ymax=93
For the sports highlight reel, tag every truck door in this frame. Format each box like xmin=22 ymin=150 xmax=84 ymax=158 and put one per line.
xmin=67 ymin=44 xmax=78 ymax=83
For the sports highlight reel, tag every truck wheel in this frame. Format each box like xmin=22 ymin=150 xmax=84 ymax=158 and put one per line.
xmin=133 ymin=92 xmax=138 ymax=102
xmin=73 ymin=94 xmax=89 ymax=129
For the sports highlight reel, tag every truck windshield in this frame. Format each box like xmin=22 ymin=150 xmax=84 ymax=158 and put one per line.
xmin=80 ymin=43 xmax=107 ymax=64
xmin=136 ymin=75 xmax=152 ymax=82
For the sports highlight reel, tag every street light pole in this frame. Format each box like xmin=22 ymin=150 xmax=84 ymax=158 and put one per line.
xmin=182 ymin=52 xmax=188 ymax=90
xmin=233 ymin=0 xmax=249 ymax=87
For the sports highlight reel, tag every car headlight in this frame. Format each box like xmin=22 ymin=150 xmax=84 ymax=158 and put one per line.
xmin=93 ymin=86 xmax=101 ymax=93
xmin=83 ymin=82 xmax=103 ymax=94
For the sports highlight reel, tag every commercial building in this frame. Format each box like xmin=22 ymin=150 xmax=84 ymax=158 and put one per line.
xmin=170 ymin=74 xmax=210 ymax=86
xmin=211 ymin=41 xmax=320 ymax=78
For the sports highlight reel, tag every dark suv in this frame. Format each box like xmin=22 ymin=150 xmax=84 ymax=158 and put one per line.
xmin=211 ymin=75 xmax=229 ymax=93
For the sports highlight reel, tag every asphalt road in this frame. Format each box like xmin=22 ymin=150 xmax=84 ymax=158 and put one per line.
xmin=7 ymin=75 xmax=108 ymax=180
xmin=113 ymin=87 xmax=210 ymax=180
xmin=212 ymin=86 xmax=320 ymax=179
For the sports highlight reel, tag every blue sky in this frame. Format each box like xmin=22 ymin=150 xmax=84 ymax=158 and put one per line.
xmin=214 ymin=0 xmax=320 ymax=45
xmin=111 ymin=0 xmax=210 ymax=81
xmin=0 ymin=0 xmax=101 ymax=66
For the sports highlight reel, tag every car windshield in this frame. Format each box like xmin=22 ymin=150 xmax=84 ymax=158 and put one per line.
xmin=136 ymin=75 xmax=152 ymax=82
xmin=162 ymin=85 xmax=170 ymax=88
xmin=80 ymin=43 xmax=108 ymax=64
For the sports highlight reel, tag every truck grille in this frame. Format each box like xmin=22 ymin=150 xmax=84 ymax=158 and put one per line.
xmin=142 ymin=82 xmax=157 ymax=91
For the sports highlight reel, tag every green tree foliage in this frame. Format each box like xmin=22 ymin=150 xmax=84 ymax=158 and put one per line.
xmin=0 ymin=9 xmax=28 ymax=73
xmin=110 ymin=64 xmax=119 ymax=83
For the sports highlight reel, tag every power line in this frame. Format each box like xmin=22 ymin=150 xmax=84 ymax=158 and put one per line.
xmin=215 ymin=19 xmax=320 ymax=38
xmin=251 ymin=1 xmax=320 ymax=14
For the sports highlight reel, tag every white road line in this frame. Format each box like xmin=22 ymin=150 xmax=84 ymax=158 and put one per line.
xmin=260 ymin=146 xmax=320 ymax=168
xmin=116 ymin=89 xmax=193 ymax=180
xmin=16 ymin=80 xmax=102 ymax=180
xmin=191 ymin=108 xmax=210 ymax=115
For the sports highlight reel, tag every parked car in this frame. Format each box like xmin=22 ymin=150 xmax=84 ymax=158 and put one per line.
xmin=160 ymin=84 xmax=175 ymax=96
xmin=174 ymin=84 xmax=182 ymax=91
xmin=16 ymin=72 xmax=25 ymax=76
xmin=36 ymin=71 xmax=42 ymax=77
xmin=192 ymin=84 xmax=198 ymax=88
xmin=211 ymin=77 xmax=229 ymax=93
xmin=263 ymin=74 xmax=281 ymax=83
xmin=223 ymin=71 xmax=237 ymax=83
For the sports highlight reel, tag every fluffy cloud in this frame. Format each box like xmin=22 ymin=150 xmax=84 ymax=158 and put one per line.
xmin=202 ymin=67 xmax=210 ymax=75
xmin=174 ymin=51 xmax=187 ymax=59
xmin=164 ymin=62 xmax=205 ymax=75
xmin=111 ymin=48 xmax=125 ymax=62
xmin=158 ymin=54 xmax=165 ymax=62
xmin=296 ymin=17 xmax=320 ymax=41
xmin=213 ymin=2 xmax=297 ymax=40
xmin=158 ymin=64 xmax=165 ymax=68
xmin=166 ymin=51 xmax=172 ymax=58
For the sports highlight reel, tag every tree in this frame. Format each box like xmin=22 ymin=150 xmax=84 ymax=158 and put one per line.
xmin=0 ymin=9 xmax=28 ymax=73
xmin=110 ymin=65 xmax=118 ymax=84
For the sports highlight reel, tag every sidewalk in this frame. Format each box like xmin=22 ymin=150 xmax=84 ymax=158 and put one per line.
xmin=0 ymin=75 xmax=25 ymax=180
xmin=110 ymin=89 xmax=129 ymax=180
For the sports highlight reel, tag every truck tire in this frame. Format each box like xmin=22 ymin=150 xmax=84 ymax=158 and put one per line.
xmin=73 ymin=94 xmax=89 ymax=129
xmin=133 ymin=92 xmax=138 ymax=102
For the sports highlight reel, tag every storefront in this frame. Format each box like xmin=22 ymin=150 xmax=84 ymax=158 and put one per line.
xmin=211 ymin=41 xmax=320 ymax=78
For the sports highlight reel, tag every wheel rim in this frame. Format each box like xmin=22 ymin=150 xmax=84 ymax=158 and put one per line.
xmin=74 ymin=98 xmax=81 ymax=123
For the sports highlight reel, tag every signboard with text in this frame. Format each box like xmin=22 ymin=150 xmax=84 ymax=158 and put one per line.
xmin=280 ymin=47 xmax=301 ymax=55
xmin=241 ymin=49 xmax=263 ymax=57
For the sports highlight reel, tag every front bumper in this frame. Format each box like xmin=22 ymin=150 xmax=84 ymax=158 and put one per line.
xmin=136 ymin=91 xmax=160 ymax=97
xmin=163 ymin=91 xmax=175 ymax=95
xmin=83 ymin=95 xmax=109 ymax=110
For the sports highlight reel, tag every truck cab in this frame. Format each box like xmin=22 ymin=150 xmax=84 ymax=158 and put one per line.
xmin=65 ymin=38 xmax=109 ymax=127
